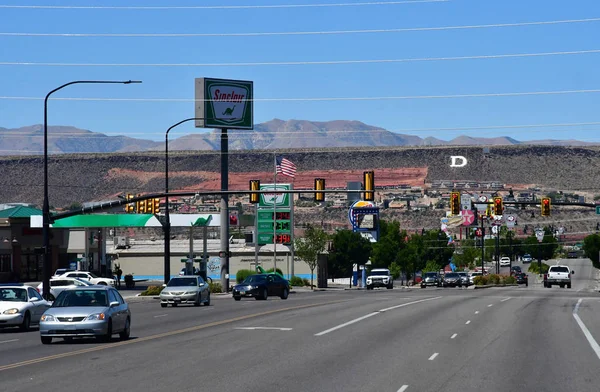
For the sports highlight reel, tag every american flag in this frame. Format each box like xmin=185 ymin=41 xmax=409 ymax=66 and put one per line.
xmin=276 ymin=156 xmax=297 ymax=178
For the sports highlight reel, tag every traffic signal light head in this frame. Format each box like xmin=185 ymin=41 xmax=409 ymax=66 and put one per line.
xmin=450 ymin=191 xmax=460 ymax=215
xmin=314 ymin=178 xmax=325 ymax=202
xmin=493 ymin=197 xmax=503 ymax=216
xmin=153 ymin=198 xmax=160 ymax=214
xmin=138 ymin=199 xmax=147 ymax=213
xmin=126 ymin=193 xmax=134 ymax=213
xmin=363 ymin=171 xmax=374 ymax=201
xmin=249 ymin=180 xmax=260 ymax=204
xmin=541 ymin=197 xmax=551 ymax=216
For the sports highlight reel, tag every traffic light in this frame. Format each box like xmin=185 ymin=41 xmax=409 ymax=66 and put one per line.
xmin=249 ymin=180 xmax=260 ymax=204
xmin=493 ymin=197 xmax=503 ymax=215
xmin=541 ymin=197 xmax=551 ymax=216
xmin=450 ymin=191 xmax=460 ymax=215
xmin=363 ymin=171 xmax=374 ymax=201
xmin=126 ymin=193 xmax=134 ymax=213
xmin=229 ymin=211 xmax=239 ymax=226
xmin=314 ymin=178 xmax=325 ymax=202
xmin=153 ymin=198 xmax=160 ymax=214
xmin=138 ymin=199 xmax=147 ymax=214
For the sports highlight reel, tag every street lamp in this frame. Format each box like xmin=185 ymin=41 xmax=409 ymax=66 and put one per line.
xmin=164 ymin=117 xmax=206 ymax=285
xmin=42 ymin=80 xmax=141 ymax=299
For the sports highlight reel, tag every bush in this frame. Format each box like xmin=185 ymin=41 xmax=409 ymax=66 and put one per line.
xmin=503 ymin=275 xmax=516 ymax=284
xmin=290 ymin=276 xmax=304 ymax=287
xmin=303 ymin=278 xmax=311 ymax=287
xmin=209 ymin=282 xmax=222 ymax=293
xmin=235 ymin=269 xmax=256 ymax=284
xmin=528 ymin=262 xmax=549 ymax=274
xmin=487 ymin=274 xmax=501 ymax=285
xmin=473 ymin=276 xmax=489 ymax=285
xmin=140 ymin=285 xmax=164 ymax=296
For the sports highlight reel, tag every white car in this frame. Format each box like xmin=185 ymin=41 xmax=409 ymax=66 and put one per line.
xmin=0 ymin=284 xmax=52 ymax=331
xmin=58 ymin=271 xmax=115 ymax=286
xmin=36 ymin=277 xmax=94 ymax=301
xmin=499 ymin=257 xmax=511 ymax=267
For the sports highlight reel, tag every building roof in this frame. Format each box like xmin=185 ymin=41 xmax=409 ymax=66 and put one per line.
xmin=0 ymin=206 xmax=42 ymax=218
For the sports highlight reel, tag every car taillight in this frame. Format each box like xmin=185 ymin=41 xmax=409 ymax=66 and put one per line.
xmin=37 ymin=288 xmax=40 ymax=293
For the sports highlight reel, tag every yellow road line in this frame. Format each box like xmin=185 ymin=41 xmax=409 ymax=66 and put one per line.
xmin=0 ymin=299 xmax=347 ymax=372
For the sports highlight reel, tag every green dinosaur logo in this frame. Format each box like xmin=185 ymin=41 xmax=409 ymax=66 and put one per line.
xmin=222 ymin=105 xmax=236 ymax=116
xmin=192 ymin=215 xmax=213 ymax=227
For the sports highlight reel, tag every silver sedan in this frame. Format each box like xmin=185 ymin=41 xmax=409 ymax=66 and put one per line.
xmin=39 ymin=286 xmax=131 ymax=344
xmin=160 ymin=276 xmax=211 ymax=307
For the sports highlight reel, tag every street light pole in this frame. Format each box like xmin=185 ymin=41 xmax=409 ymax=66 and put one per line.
xmin=42 ymin=80 xmax=141 ymax=299
xmin=164 ymin=117 xmax=207 ymax=285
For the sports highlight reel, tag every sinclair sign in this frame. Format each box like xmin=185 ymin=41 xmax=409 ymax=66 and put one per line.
xmin=195 ymin=77 xmax=253 ymax=130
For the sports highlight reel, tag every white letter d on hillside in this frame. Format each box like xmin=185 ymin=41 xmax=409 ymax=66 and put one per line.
xmin=450 ymin=156 xmax=467 ymax=168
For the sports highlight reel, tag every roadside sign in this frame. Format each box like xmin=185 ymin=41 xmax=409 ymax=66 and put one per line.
xmin=535 ymin=228 xmax=544 ymax=242
xmin=460 ymin=194 xmax=472 ymax=211
xmin=596 ymin=205 xmax=600 ymax=215
xmin=195 ymin=77 xmax=254 ymax=129
xmin=492 ymin=225 xmax=499 ymax=234
xmin=475 ymin=194 xmax=489 ymax=213
xmin=461 ymin=210 xmax=475 ymax=226
xmin=505 ymin=214 xmax=516 ymax=228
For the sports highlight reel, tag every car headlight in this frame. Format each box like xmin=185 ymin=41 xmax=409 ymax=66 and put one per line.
xmin=86 ymin=313 xmax=106 ymax=321
xmin=184 ymin=291 xmax=196 ymax=295
xmin=40 ymin=314 xmax=55 ymax=321
xmin=3 ymin=308 xmax=19 ymax=315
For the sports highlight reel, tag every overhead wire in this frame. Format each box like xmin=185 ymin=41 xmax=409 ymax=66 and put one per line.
xmin=1 ymin=17 xmax=599 ymax=37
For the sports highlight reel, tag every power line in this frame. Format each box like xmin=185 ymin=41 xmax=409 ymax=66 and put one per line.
xmin=2 ymin=88 xmax=600 ymax=102
xmin=0 ymin=0 xmax=448 ymax=10
xmin=3 ymin=48 xmax=599 ymax=67
xmin=1 ymin=17 xmax=599 ymax=37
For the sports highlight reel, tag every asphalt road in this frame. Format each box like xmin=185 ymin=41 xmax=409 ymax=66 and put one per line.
xmin=2 ymin=258 xmax=600 ymax=392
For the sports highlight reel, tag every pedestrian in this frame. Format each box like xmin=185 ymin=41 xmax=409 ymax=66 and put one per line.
xmin=115 ymin=264 xmax=123 ymax=289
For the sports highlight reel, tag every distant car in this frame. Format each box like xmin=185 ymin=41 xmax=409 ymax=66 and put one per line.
xmin=456 ymin=272 xmax=470 ymax=287
xmin=510 ymin=266 xmax=522 ymax=276
xmin=39 ymin=286 xmax=131 ymax=344
xmin=0 ymin=284 xmax=52 ymax=331
xmin=36 ymin=277 xmax=94 ymax=301
xmin=442 ymin=272 xmax=462 ymax=288
xmin=522 ymin=254 xmax=532 ymax=263
xmin=567 ymin=251 xmax=579 ymax=259
xmin=58 ymin=271 xmax=115 ymax=286
xmin=515 ymin=272 xmax=528 ymax=286
xmin=160 ymin=276 xmax=211 ymax=307
xmin=499 ymin=257 xmax=511 ymax=267
xmin=232 ymin=274 xmax=290 ymax=301
xmin=421 ymin=272 xmax=441 ymax=288
xmin=366 ymin=268 xmax=393 ymax=290
xmin=52 ymin=268 xmax=75 ymax=278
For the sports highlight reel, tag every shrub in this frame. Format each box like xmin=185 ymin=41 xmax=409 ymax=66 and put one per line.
xmin=487 ymin=274 xmax=501 ymax=285
xmin=140 ymin=285 xmax=163 ymax=296
xmin=235 ymin=269 xmax=256 ymax=284
xmin=503 ymin=275 xmax=516 ymax=284
xmin=209 ymin=282 xmax=222 ymax=293
xmin=473 ymin=276 xmax=489 ymax=285
xmin=303 ymin=278 xmax=311 ymax=286
xmin=290 ymin=276 xmax=304 ymax=287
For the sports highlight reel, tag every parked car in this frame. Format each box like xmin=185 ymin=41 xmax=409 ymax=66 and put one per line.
xmin=499 ymin=257 xmax=511 ymax=267
xmin=232 ymin=274 xmax=290 ymax=301
xmin=421 ymin=272 xmax=441 ymax=288
xmin=36 ymin=277 xmax=94 ymax=301
xmin=456 ymin=272 xmax=470 ymax=287
xmin=0 ymin=284 xmax=51 ymax=331
xmin=442 ymin=272 xmax=462 ymax=287
xmin=52 ymin=268 xmax=75 ymax=278
xmin=515 ymin=272 xmax=528 ymax=286
xmin=57 ymin=271 xmax=115 ymax=286
xmin=159 ymin=276 xmax=211 ymax=307
xmin=39 ymin=286 xmax=130 ymax=344
xmin=522 ymin=254 xmax=532 ymax=263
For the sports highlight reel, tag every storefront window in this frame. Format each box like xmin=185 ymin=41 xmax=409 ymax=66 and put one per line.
xmin=0 ymin=254 xmax=11 ymax=273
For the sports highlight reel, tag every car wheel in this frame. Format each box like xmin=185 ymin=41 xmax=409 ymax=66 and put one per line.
xmin=119 ymin=318 xmax=131 ymax=340
xmin=567 ymin=283 xmax=572 ymax=289
xmin=281 ymin=288 xmax=289 ymax=300
xmin=98 ymin=282 xmax=107 ymax=286
xmin=172 ymin=303 xmax=177 ymax=307
xmin=20 ymin=311 xmax=31 ymax=332
xmin=41 ymin=336 xmax=52 ymax=345
xmin=97 ymin=319 xmax=112 ymax=343
xmin=387 ymin=284 xmax=393 ymax=290
xmin=203 ymin=292 xmax=211 ymax=306
xmin=194 ymin=294 xmax=201 ymax=307
xmin=261 ymin=288 xmax=268 ymax=300
xmin=160 ymin=303 xmax=167 ymax=308
xmin=420 ymin=285 xmax=425 ymax=289
xmin=234 ymin=296 xmax=241 ymax=301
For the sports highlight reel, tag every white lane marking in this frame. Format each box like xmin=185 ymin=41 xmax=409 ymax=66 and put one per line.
xmin=474 ymin=311 xmax=479 ymax=314
xmin=451 ymin=333 xmax=458 ymax=339
xmin=465 ymin=320 xmax=471 ymax=325
xmin=315 ymin=296 xmax=443 ymax=336
xmin=501 ymin=297 xmax=511 ymax=302
xmin=379 ymin=296 xmax=443 ymax=312
xmin=235 ymin=327 xmax=293 ymax=331
xmin=428 ymin=353 xmax=439 ymax=361
xmin=573 ymin=299 xmax=600 ymax=361
xmin=397 ymin=385 xmax=409 ymax=392
xmin=487 ymin=304 xmax=493 ymax=307
xmin=315 ymin=312 xmax=379 ymax=336
xmin=0 ymin=339 xmax=19 ymax=344
xmin=153 ymin=314 xmax=168 ymax=318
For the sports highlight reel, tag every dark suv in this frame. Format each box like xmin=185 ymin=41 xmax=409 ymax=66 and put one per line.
xmin=421 ymin=272 xmax=441 ymax=288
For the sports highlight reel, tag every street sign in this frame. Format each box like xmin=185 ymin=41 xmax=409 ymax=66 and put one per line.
xmin=460 ymin=194 xmax=472 ymax=211
xmin=505 ymin=214 xmax=516 ymax=228
xmin=461 ymin=210 xmax=475 ymax=226
xmin=492 ymin=225 xmax=499 ymax=234
xmin=535 ymin=228 xmax=544 ymax=242
xmin=195 ymin=77 xmax=254 ymax=129
xmin=596 ymin=205 xmax=600 ymax=215
xmin=475 ymin=194 xmax=489 ymax=213
xmin=475 ymin=228 xmax=483 ymax=237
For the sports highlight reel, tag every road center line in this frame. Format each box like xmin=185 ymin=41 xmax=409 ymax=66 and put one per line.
xmin=465 ymin=320 xmax=471 ymax=325
xmin=235 ymin=327 xmax=293 ymax=331
xmin=451 ymin=333 xmax=457 ymax=339
xmin=474 ymin=311 xmax=479 ymax=314
xmin=501 ymin=297 xmax=511 ymax=302
xmin=428 ymin=353 xmax=439 ymax=361
xmin=397 ymin=385 xmax=409 ymax=392
xmin=314 ymin=296 xmax=442 ymax=336
xmin=0 ymin=339 xmax=19 ymax=344
xmin=487 ymin=304 xmax=493 ymax=307
xmin=153 ymin=314 xmax=168 ymax=318
xmin=573 ymin=298 xmax=600 ymax=361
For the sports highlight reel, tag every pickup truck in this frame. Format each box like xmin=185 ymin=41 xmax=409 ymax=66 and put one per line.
xmin=544 ymin=265 xmax=574 ymax=288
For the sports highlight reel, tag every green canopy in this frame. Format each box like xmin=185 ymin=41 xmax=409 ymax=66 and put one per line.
xmin=51 ymin=214 xmax=161 ymax=228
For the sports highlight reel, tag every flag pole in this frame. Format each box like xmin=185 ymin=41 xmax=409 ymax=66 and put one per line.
xmin=273 ymin=153 xmax=277 ymax=274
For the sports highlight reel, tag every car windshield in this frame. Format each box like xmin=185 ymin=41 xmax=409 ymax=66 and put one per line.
xmin=457 ymin=272 xmax=467 ymax=276
xmin=550 ymin=266 xmax=569 ymax=273
xmin=0 ymin=288 xmax=27 ymax=302
xmin=167 ymin=278 xmax=197 ymax=287
xmin=445 ymin=273 xmax=459 ymax=278
xmin=52 ymin=289 xmax=108 ymax=307
xmin=87 ymin=272 xmax=99 ymax=278
xmin=424 ymin=272 xmax=438 ymax=278
xmin=243 ymin=275 xmax=267 ymax=284
xmin=370 ymin=271 xmax=389 ymax=276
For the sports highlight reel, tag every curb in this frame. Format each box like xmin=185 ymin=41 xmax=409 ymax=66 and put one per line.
xmin=473 ymin=284 xmax=519 ymax=289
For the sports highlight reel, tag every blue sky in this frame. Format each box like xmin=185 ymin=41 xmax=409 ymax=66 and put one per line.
xmin=1 ymin=0 xmax=600 ymax=143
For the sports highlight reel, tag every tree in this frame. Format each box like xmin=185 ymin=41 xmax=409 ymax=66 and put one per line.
xmin=327 ymin=230 xmax=372 ymax=279
xmin=583 ymin=233 xmax=600 ymax=269
xmin=453 ymin=239 xmax=479 ymax=268
xmin=521 ymin=227 xmax=559 ymax=261
xmin=294 ymin=225 xmax=328 ymax=289
xmin=370 ymin=220 xmax=406 ymax=269
xmin=68 ymin=202 xmax=83 ymax=211
xmin=422 ymin=230 xmax=454 ymax=269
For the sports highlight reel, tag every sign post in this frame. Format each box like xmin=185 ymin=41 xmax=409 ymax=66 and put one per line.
xmin=535 ymin=228 xmax=545 ymax=278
